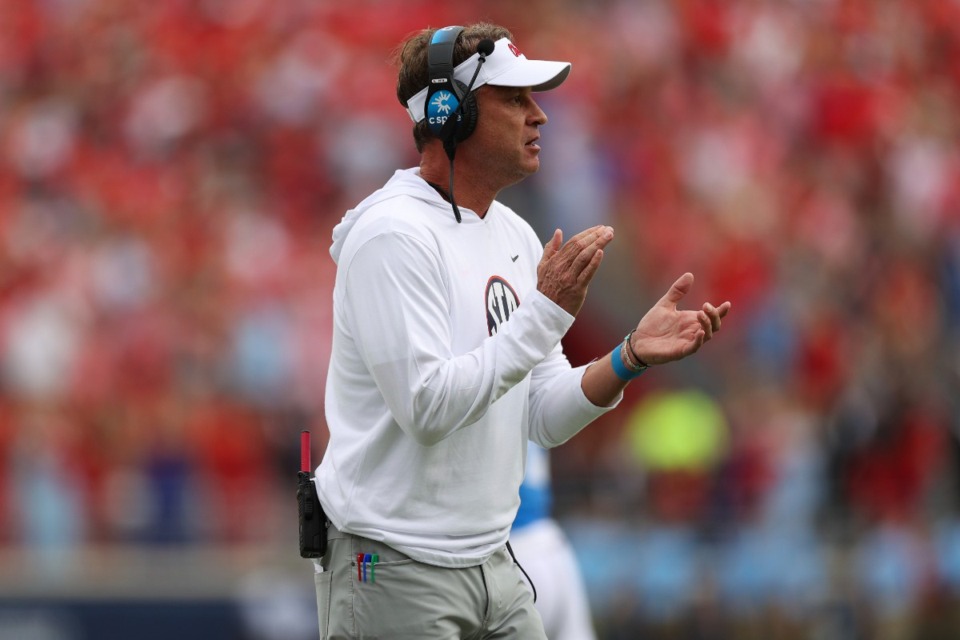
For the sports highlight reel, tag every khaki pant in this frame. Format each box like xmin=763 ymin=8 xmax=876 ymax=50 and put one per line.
xmin=314 ymin=522 xmax=546 ymax=639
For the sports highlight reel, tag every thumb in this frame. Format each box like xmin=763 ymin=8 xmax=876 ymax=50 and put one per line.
xmin=542 ymin=229 xmax=563 ymax=259
xmin=659 ymin=272 xmax=694 ymax=307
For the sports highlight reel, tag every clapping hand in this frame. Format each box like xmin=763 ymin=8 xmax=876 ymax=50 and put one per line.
xmin=630 ymin=273 xmax=731 ymax=365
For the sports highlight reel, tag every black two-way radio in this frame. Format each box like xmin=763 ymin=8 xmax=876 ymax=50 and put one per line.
xmin=297 ymin=430 xmax=327 ymax=558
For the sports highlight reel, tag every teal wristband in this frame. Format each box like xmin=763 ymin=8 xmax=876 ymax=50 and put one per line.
xmin=610 ymin=345 xmax=646 ymax=381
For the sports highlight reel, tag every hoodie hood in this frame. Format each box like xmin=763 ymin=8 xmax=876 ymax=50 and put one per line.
xmin=330 ymin=168 xmax=448 ymax=264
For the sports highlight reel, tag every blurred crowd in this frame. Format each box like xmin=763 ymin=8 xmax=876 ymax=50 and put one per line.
xmin=3 ymin=0 xmax=960 ymax=638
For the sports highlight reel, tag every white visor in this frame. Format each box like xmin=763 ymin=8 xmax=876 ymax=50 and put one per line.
xmin=405 ymin=37 xmax=571 ymax=123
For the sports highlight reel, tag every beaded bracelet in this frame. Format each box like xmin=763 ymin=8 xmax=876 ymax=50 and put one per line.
xmin=610 ymin=342 xmax=647 ymax=381
xmin=623 ymin=330 xmax=649 ymax=369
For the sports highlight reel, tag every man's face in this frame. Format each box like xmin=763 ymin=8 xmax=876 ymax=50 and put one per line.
xmin=466 ymin=85 xmax=548 ymax=188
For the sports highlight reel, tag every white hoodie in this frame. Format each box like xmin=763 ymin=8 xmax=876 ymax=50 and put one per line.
xmin=316 ymin=168 xmax=619 ymax=567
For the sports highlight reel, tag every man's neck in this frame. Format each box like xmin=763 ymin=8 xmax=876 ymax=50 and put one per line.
xmin=419 ymin=150 xmax=495 ymax=218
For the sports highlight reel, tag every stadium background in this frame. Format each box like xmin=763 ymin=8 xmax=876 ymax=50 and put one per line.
xmin=3 ymin=0 xmax=960 ymax=638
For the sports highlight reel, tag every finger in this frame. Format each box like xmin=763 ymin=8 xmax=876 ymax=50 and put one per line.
xmin=542 ymin=229 xmax=563 ymax=259
xmin=568 ymin=227 xmax=613 ymax=272
xmin=703 ymin=303 xmax=722 ymax=332
xmin=698 ymin=309 xmax=714 ymax=339
xmin=682 ymin=328 xmax=706 ymax=357
xmin=658 ymin=273 xmax=694 ymax=307
xmin=593 ymin=226 xmax=615 ymax=249
xmin=561 ymin=225 xmax=612 ymax=256
xmin=693 ymin=330 xmax=706 ymax=352
xmin=576 ymin=248 xmax=605 ymax=285
xmin=564 ymin=225 xmax=608 ymax=247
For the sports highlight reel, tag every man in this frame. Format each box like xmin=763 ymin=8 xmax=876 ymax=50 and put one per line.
xmin=312 ymin=22 xmax=731 ymax=639
xmin=511 ymin=443 xmax=598 ymax=640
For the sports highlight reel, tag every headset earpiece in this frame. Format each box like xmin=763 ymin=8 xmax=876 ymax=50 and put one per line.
xmin=425 ymin=26 xmax=479 ymax=145
xmin=451 ymin=80 xmax=478 ymax=142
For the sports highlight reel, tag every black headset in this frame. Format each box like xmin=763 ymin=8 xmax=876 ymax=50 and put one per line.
xmin=424 ymin=26 xmax=480 ymax=148
xmin=422 ymin=27 xmax=494 ymax=223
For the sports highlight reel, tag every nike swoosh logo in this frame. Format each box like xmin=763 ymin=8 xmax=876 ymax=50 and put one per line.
xmin=511 ymin=255 xmax=519 ymax=262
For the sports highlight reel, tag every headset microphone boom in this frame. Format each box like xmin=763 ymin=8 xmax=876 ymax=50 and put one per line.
xmin=440 ymin=38 xmax=496 ymax=157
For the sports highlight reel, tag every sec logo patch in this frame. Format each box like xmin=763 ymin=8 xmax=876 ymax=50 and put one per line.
xmin=486 ymin=276 xmax=520 ymax=336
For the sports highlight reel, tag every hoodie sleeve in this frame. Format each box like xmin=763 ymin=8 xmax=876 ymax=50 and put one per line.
xmin=342 ymin=229 xmax=573 ymax=446
xmin=526 ymin=347 xmax=622 ymax=448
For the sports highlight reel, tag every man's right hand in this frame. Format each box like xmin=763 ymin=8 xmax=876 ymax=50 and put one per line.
xmin=536 ymin=225 xmax=614 ymax=316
